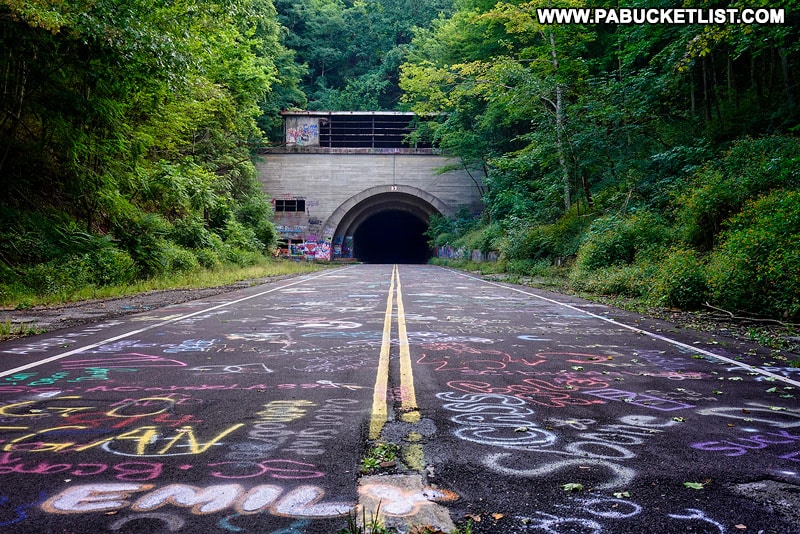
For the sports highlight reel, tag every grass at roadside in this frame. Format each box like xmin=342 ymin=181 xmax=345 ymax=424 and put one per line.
xmin=2 ymin=259 xmax=330 ymax=309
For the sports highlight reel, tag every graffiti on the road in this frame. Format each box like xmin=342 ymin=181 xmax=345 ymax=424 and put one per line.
xmin=435 ymin=391 xmax=680 ymax=489
xmin=436 ymin=392 xmax=557 ymax=448
xmin=582 ymin=388 xmax=695 ymax=411
xmin=512 ymin=497 xmax=727 ymax=534
xmin=233 ymin=398 xmax=360 ymax=458
xmin=417 ymin=345 xmax=547 ymax=373
xmin=0 ymin=453 xmax=325 ymax=481
xmin=440 ymin=391 xmax=676 ymax=488
xmin=188 ymin=363 xmax=274 ymax=374
xmin=61 ymin=353 xmax=187 ymax=368
xmin=291 ymin=354 xmax=377 ymax=373
xmin=1 ymin=322 xmax=125 ymax=354
xmin=2 ymin=367 xmax=130 ymax=387
xmin=41 ymin=483 xmax=353 ymax=518
xmin=3 ymin=423 xmax=244 ymax=456
xmin=697 ymin=403 xmax=800 ymax=428
xmin=446 ymin=378 xmax=608 ymax=408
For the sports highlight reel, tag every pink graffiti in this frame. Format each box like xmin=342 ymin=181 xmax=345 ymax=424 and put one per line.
xmin=417 ymin=351 xmax=546 ymax=373
xmin=42 ymin=483 xmax=353 ymax=518
xmin=61 ymin=354 xmax=187 ymax=370
xmin=0 ymin=453 xmax=163 ymax=480
xmin=447 ymin=379 xmax=608 ymax=408
xmin=0 ymin=454 xmax=324 ymax=481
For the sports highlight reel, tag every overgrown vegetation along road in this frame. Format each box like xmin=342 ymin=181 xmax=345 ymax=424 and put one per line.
xmin=2 ymin=2 xmax=798 ymax=338
xmin=404 ymin=3 xmax=800 ymax=324
xmin=433 ymin=259 xmax=800 ymax=367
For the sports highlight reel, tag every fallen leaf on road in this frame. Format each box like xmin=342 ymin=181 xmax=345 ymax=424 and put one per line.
xmin=492 ymin=513 xmax=504 ymax=520
xmin=613 ymin=491 xmax=631 ymax=498
xmin=734 ymin=525 xmax=746 ymax=530
xmin=562 ymin=483 xmax=584 ymax=492
xmin=683 ymin=482 xmax=705 ymax=490
xmin=514 ymin=427 xmax=529 ymax=432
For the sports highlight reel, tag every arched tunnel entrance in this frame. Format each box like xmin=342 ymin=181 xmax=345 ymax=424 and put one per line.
xmin=353 ymin=210 xmax=431 ymax=264
xmin=329 ymin=187 xmax=449 ymax=264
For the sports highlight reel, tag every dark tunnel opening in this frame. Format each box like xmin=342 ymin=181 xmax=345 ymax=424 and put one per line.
xmin=353 ymin=210 xmax=432 ymax=264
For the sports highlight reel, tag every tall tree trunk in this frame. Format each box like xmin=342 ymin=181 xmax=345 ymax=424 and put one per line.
xmin=548 ymin=29 xmax=570 ymax=211
xmin=702 ymin=57 xmax=712 ymax=122
xmin=779 ymin=47 xmax=795 ymax=109
xmin=581 ymin=172 xmax=593 ymax=209
xmin=0 ymin=55 xmax=28 ymax=176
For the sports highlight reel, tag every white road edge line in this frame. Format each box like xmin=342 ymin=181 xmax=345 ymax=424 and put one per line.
xmin=0 ymin=266 xmax=358 ymax=378
xmin=450 ymin=269 xmax=800 ymax=388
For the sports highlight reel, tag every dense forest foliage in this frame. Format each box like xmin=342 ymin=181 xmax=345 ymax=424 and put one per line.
xmin=273 ymin=0 xmax=452 ymax=111
xmin=401 ymin=0 xmax=800 ymax=320
xmin=1 ymin=0 xmax=798 ymax=321
xmin=0 ymin=0 xmax=451 ymax=304
xmin=0 ymin=0 xmax=305 ymax=303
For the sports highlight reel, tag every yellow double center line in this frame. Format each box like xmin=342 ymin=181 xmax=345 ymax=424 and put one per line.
xmin=369 ymin=265 xmax=419 ymax=440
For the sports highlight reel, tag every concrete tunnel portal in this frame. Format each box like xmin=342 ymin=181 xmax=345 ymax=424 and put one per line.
xmin=259 ymin=112 xmax=486 ymax=262
xmin=330 ymin=189 xmax=444 ymax=264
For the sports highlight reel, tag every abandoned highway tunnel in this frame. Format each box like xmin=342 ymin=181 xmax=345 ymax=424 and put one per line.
xmin=256 ymin=111 xmax=485 ymax=263
xmin=353 ymin=210 xmax=430 ymax=264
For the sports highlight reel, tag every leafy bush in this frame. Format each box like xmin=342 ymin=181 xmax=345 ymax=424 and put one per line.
xmin=501 ymin=218 xmax=555 ymax=261
xmin=87 ymin=247 xmax=137 ymax=286
xmin=507 ymin=259 xmax=553 ymax=277
xmin=163 ymin=244 xmax=201 ymax=274
xmin=235 ymin=196 xmax=278 ymax=251
xmin=425 ymin=213 xmax=455 ymax=246
xmin=195 ymin=248 xmax=223 ymax=270
xmin=706 ymin=190 xmax=800 ymax=319
xmin=454 ymin=222 xmax=501 ymax=255
xmin=501 ymin=208 xmax=594 ymax=263
xmin=674 ymin=136 xmax=800 ymax=250
xmin=649 ymin=248 xmax=708 ymax=309
xmin=170 ymin=217 xmax=213 ymax=249
xmin=570 ymin=262 xmax=657 ymax=298
xmin=575 ymin=211 xmax=671 ymax=271
xmin=222 ymin=218 xmax=264 ymax=253
xmin=112 ymin=213 xmax=172 ymax=277
xmin=223 ymin=247 xmax=262 ymax=267
xmin=25 ymin=256 xmax=93 ymax=297
xmin=0 ymin=208 xmax=71 ymax=265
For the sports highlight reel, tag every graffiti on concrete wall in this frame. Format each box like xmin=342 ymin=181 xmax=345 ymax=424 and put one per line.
xmin=285 ymin=118 xmax=319 ymax=147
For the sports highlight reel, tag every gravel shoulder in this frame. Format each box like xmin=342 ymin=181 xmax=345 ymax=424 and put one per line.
xmin=0 ymin=274 xmax=296 ymax=340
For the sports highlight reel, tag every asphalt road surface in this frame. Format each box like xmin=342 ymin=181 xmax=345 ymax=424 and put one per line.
xmin=0 ymin=264 xmax=799 ymax=534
